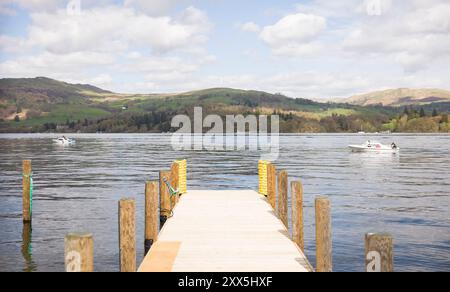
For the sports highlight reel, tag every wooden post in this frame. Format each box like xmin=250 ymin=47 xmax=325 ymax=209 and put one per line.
xmin=22 ymin=160 xmax=32 ymax=223
xmin=292 ymin=181 xmax=304 ymax=252
xmin=365 ymin=233 xmax=393 ymax=272
xmin=315 ymin=197 xmax=332 ymax=272
xmin=145 ymin=181 xmax=158 ymax=255
xmin=21 ymin=223 xmax=33 ymax=267
xmin=119 ymin=198 xmax=136 ymax=272
xmin=267 ymin=163 xmax=276 ymax=210
xmin=159 ymin=170 xmax=171 ymax=228
xmin=277 ymin=170 xmax=288 ymax=228
xmin=64 ymin=233 xmax=94 ymax=272
xmin=171 ymin=162 xmax=180 ymax=205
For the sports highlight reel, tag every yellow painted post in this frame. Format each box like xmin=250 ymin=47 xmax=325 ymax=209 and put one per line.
xmin=175 ymin=160 xmax=187 ymax=194
xmin=258 ymin=160 xmax=269 ymax=196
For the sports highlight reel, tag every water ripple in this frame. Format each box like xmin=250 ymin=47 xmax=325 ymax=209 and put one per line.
xmin=0 ymin=133 xmax=449 ymax=272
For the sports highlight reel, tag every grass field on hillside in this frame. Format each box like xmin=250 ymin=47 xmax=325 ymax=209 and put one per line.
xmin=6 ymin=104 xmax=112 ymax=127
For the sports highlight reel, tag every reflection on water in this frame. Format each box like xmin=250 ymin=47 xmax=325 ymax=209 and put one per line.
xmin=349 ymin=151 xmax=400 ymax=167
xmin=21 ymin=223 xmax=36 ymax=272
xmin=0 ymin=133 xmax=449 ymax=272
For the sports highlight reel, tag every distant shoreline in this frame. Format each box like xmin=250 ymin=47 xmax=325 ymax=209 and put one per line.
xmin=1 ymin=132 xmax=449 ymax=137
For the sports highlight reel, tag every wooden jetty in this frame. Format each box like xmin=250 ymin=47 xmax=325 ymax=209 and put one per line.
xmin=19 ymin=159 xmax=393 ymax=272
xmin=138 ymin=190 xmax=312 ymax=272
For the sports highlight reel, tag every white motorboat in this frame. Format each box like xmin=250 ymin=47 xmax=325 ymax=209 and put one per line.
xmin=349 ymin=141 xmax=399 ymax=152
xmin=53 ymin=137 xmax=76 ymax=145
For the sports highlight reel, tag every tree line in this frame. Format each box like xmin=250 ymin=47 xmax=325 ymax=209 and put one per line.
xmin=3 ymin=107 xmax=449 ymax=133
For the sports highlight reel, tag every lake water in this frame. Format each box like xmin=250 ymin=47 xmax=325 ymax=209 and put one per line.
xmin=0 ymin=134 xmax=449 ymax=272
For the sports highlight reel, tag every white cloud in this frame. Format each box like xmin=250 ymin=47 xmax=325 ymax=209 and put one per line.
xmin=270 ymin=42 xmax=324 ymax=58
xmin=0 ymin=5 xmax=212 ymax=63
xmin=3 ymin=6 xmax=210 ymax=55
xmin=0 ymin=35 xmax=28 ymax=53
xmin=404 ymin=3 xmax=450 ymax=34
xmin=239 ymin=22 xmax=260 ymax=33
xmin=0 ymin=4 xmax=214 ymax=92
xmin=343 ymin=1 xmax=450 ymax=71
xmin=0 ymin=0 xmax=118 ymax=13
xmin=120 ymin=54 xmax=215 ymax=75
xmin=124 ymin=0 xmax=184 ymax=16
xmin=259 ymin=72 xmax=371 ymax=98
xmin=89 ymin=73 xmax=113 ymax=87
xmin=359 ymin=0 xmax=392 ymax=16
xmin=259 ymin=13 xmax=326 ymax=57
xmin=115 ymin=52 xmax=216 ymax=92
xmin=2 ymin=0 xmax=450 ymax=97
xmin=7 ymin=0 xmax=61 ymax=11
xmin=296 ymin=0 xmax=361 ymax=18
xmin=253 ymin=0 xmax=450 ymax=72
xmin=197 ymin=69 xmax=450 ymax=99
xmin=0 ymin=51 xmax=115 ymax=77
xmin=119 ymin=70 xmax=373 ymax=98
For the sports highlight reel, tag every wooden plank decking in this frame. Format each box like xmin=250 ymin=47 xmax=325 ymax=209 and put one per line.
xmin=138 ymin=190 xmax=313 ymax=272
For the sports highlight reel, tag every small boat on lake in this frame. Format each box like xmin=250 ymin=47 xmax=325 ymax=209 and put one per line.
xmin=349 ymin=141 xmax=399 ymax=152
xmin=53 ymin=136 xmax=76 ymax=145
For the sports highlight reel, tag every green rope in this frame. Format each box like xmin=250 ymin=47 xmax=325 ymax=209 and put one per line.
xmin=29 ymin=176 xmax=33 ymax=218
xmin=163 ymin=178 xmax=179 ymax=197
xmin=162 ymin=178 xmax=179 ymax=218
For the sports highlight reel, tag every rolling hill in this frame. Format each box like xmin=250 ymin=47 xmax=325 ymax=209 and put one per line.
xmin=0 ymin=77 xmax=363 ymax=122
xmin=0 ymin=77 xmax=112 ymax=104
xmin=339 ymin=88 xmax=450 ymax=107
xmin=0 ymin=77 xmax=449 ymax=133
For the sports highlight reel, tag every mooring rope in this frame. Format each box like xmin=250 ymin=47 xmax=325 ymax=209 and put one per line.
xmin=163 ymin=178 xmax=179 ymax=197
xmin=161 ymin=178 xmax=179 ymax=218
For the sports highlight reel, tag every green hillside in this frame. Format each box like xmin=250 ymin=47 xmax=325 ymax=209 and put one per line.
xmin=0 ymin=77 xmax=449 ymax=133
xmin=0 ymin=77 xmax=111 ymax=103
xmin=340 ymin=88 xmax=450 ymax=107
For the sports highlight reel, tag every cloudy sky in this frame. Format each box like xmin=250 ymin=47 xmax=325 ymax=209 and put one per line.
xmin=0 ymin=0 xmax=449 ymax=98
